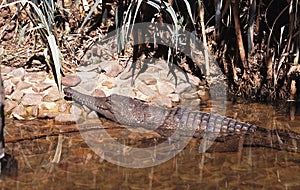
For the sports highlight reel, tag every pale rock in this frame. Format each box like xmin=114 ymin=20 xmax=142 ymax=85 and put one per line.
xmin=11 ymin=77 xmax=23 ymax=85
xmin=1 ymin=74 xmax=11 ymax=81
xmin=190 ymin=99 xmax=201 ymax=106
xmin=181 ymin=92 xmax=198 ymax=100
xmin=32 ymin=105 xmax=38 ymax=117
xmin=62 ymin=75 xmax=81 ymax=87
xmin=58 ymin=102 xmax=68 ymax=112
xmin=4 ymin=99 xmax=17 ymax=113
xmin=40 ymin=102 xmax=57 ymax=110
xmin=168 ymin=93 xmax=180 ymax=102
xmin=54 ymin=114 xmax=81 ymax=125
xmin=16 ymin=81 xmax=32 ymax=91
xmin=0 ymin=66 xmax=13 ymax=75
xmin=22 ymin=93 xmax=43 ymax=106
xmin=153 ymin=95 xmax=172 ymax=108
xmin=43 ymin=87 xmax=61 ymax=102
xmin=187 ymin=73 xmax=200 ymax=86
xmin=139 ymin=74 xmax=157 ymax=85
xmin=135 ymin=91 xmax=151 ymax=102
xmin=80 ymin=80 xmax=97 ymax=91
xmin=119 ymin=78 xmax=133 ymax=88
xmin=100 ymin=60 xmax=123 ymax=77
xmin=25 ymin=72 xmax=46 ymax=83
xmin=10 ymin=90 xmax=24 ymax=101
xmin=119 ymin=71 xmax=135 ymax=80
xmin=176 ymin=83 xmax=193 ymax=94
xmin=117 ymin=87 xmax=135 ymax=98
xmin=70 ymin=104 xmax=83 ymax=116
xmin=87 ymin=111 xmax=99 ymax=119
xmin=10 ymin=67 xmax=25 ymax=79
xmin=76 ymin=64 xmax=99 ymax=72
xmin=32 ymin=83 xmax=52 ymax=93
xmin=156 ymin=81 xmax=175 ymax=95
xmin=77 ymin=71 xmax=98 ymax=80
xmin=136 ymin=81 xmax=157 ymax=97
xmin=92 ymin=89 xmax=106 ymax=97
xmin=3 ymin=79 xmax=14 ymax=95
xmin=146 ymin=66 xmax=160 ymax=73
xmin=11 ymin=104 xmax=27 ymax=119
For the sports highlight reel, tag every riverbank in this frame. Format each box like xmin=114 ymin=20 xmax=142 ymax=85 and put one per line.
xmin=1 ymin=58 xmax=209 ymax=124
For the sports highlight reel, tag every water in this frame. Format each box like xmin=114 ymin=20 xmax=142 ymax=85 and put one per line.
xmin=1 ymin=101 xmax=300 ymax=189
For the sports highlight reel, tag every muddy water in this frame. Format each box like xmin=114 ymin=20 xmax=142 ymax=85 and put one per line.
xmin=1 ymin=101 xmax=300 ymax=190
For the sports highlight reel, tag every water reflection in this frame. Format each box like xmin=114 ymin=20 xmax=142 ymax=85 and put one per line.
xmin=0 ymin=101 xmax=300 ymax=189
xmin=0 ymin=153 xmax=17 ymax=176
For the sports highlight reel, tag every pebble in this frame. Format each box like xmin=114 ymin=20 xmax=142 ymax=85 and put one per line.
xmin=176 ymin=82 xmax=193 ymax=94
xmin=10 ymin=67 xmax=25 ymax=79
xmin=25 ymin=72 xmax=46 ymax=83
xmin=54 ymin=114 xmax=81 ymax=125
xmin=58 ymin=102 xmax=68 ymax=113
xmin=102 ymin=81 xmax=116 ymax=89
xmin=134 ymin=91 xmax=150 ymax=102
xmin=156 ymin=81 xmax=175 ymax=95
xmin=3 ymin=79 xmax=14 ymax=95
xmin=0 ymin=66 xmax=13 ymax=74
xmin=62 ymin=75 xmax=81 ymax=87
xmin=32 ymin=105 xmax=38 ymax=117
xmin=40 ymin=102 xmax=57 ymax=110
xmin=139 ymin=74 xmax=157 ymax=85
xmin=153 ymin=95 xmax=172 ymax=108
xmin=11 ymin=104 xmax=27 ymax=119
xmin=119 ymin=70 xmax=135 ymax=80
xmin=99 ymin=60 xmax=123 ymax=77
xmin=22 ymin=93 xmax=43 ymax=106
xmin=136 ymin=81 xmax=157 ymax=97
xmin=70 ymin=105 xmax=83 ymax=116
xmin=10 ymin=90 xmax=24 ymax=101
xmin=76 ymin=64 xmax=99 ymax=72
xmin=16 ymin=81 xmax=32 ymax=91
xmin=32 ymin=83 xmax=52 ymax=93
xmin=76 ymin=71 xmax=98 ymax=80
xmin=87 ymin=111 xmax=99 ymax=119
xmin=181 ymin=92 xmax=198 ymax=100
xmin=168 ymin=93 xmax=180 ymax=102
xmin=43 ymin=87 xmax=61 ymax=102
xmin=11 ymin=77 xmax=23 ymax=85
xmin=79 ymin=80 xmax=97 ymax=91
xmin=4 ymin=100 xmax=17 ymax=113
xmin=92 ymin=89 xmax=106 ymax=97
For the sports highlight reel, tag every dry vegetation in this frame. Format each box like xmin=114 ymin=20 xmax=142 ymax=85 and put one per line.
xmin=0 ymin=0 xmax=299 ymax=101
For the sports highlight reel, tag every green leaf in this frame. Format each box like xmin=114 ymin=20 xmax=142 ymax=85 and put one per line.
xmin=17 ymin=23 xmax=29 ymax=47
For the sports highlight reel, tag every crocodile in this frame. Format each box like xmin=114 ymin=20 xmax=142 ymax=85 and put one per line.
xmin=64 ymin=87 xmax=300 ymax=153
